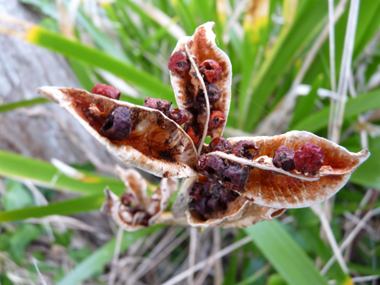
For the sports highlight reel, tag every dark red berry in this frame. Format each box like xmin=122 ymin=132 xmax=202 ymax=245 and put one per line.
xmin=273 ymin=145 xmax=295 ymax=171
xmin=222 ymin=163 xmax=251 ymax=190
xmin=232 ymin=141 xmax=258 ymax=160
xmin=100 ymin=106 xmax=132 ymax=141
xmin=140 ymin=213 xmax=152 ymax=226
xmin=209 ymin=137 xmax=232 ymax=153
xmin=168 ymin=51 xmax=190 ymax=76
xmin=168 ymin=108 xmax=189 ymax=125
xmin=144 ymin=97 xmax=172 ymax=116
xmin=209 ymin=110 xmax=226 ymax=129
xmin=188 ymin=180 xmax=238 ymax=220
xmin=197 ymin=155 xmax=226 ymax=181
xmin=199 ymin=59 xmax=222 ymax=83
xmin=294 ymin=143 xmax=324 ymax=174
xmin=121 ymin=193 xmax=133 ymax=207
xmin=92 ymin=84 xmax=121 ymax=100
xmin=197 ymin=84 xmax=221 ymax=104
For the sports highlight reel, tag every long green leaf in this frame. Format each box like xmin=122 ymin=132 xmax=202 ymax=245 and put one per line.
xmin=243 ymin=0 xmax=327 ymax=130
xmin=0 ymin=150 xmax=124 ymax=196
xmin=292 ymin=88 xmax=380 ymax=132
xmin=26 ymin=26 xmax=174 ymax=100
xmin=57 ymin=226 xmax=159 ymax=285
xmin=245 ymin=220 xmax=328 ymax=285
xmin=0 ymin=98 xmax=49 ymax=113
xmin=0 ymin=194 xmax=104 ymax=223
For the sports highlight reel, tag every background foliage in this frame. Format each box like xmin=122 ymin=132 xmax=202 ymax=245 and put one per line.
xmin=0 ymin=0 xmax=380 ymax=284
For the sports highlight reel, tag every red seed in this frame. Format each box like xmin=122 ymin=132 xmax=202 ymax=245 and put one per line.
xmin=222 ymin=162 xmax=251 ymax=190
xmin=144 ymin=97 xmax=172 ymax=116
xmin=92 ymin=84 xmax=121 ymax=100
xmin=121 ymin=193 xmax=133 ymax=207
xmin=294 ymin=143 xmax=324 ymax=174
xmin=168 ymin=108 xmax=190 ymax=125
xmin=186 ymin=124 xmax=203 ymax=145
xmin=168 ymin=51 xmax=190 ymax=76
xmin=209 ymin=137 xmax=232 ymax=153
xmin=232 ymin=140 xmax=258 ymax=160
xmin=199 ymin=59 xmax=222 ymax=83
xmin=197 ymin=84 xmax=221 ymax=104
xmin=100 ymin=106 xmax=132 ymax=141
xmin=273 ymin=145 xmax=295 ymax=171
xmin=209 ymin=110 xmax=226 ymax=129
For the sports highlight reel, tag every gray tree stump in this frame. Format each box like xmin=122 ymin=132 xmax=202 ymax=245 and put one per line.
xmin=0 ymin=0 xmax=117 ymax=172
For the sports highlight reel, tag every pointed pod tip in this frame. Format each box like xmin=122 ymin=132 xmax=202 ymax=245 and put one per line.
xmin=37 ymin=86 xmax=64 ymax=103
xmin=358 ymin=148 xmax=370 ymax=163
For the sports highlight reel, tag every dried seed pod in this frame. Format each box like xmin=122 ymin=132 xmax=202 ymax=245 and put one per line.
xmin=232 ymin=140 xmax=258 ymax=160
xmin=168 ymin=50 xmax=190 ymax=76
xmin=224 ymin=131 xmax=369 ymax=208
xmin=101 ymin=168 xmax=179 ymax=231
xmin=144 ymin=97 xmax=172 ymax=115
xmin=92 ymin=83 xmax=121 ymax=100
xmin=38 ymin=87 xmax=198 ymax=178
xmin=199 ymin=59 xmax=222 ymax=83
xmin=294 ymin=143 xmax=324 ymax=174
xmin=169 ymin=22 xmax=232 ymax=142
xmin=99 ymin=106 xmax=132 ymax=141
xmin=197 ymin=84 xmax=221 ymax=104
xmin=209 ymin=137 xmax=232 ymax=153
xmin=209 ymin=110 xmax=226 ymax=129
xmin=273 ymin=145 xmax=295 ymax=171
xmin=168 ymin=108 xmax=190 ymax=125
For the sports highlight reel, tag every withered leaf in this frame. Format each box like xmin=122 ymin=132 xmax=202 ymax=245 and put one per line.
xmin=38 ymin=87 xmax=198 ymax=178
xmin=169 ymin=22 xmax=232 ymax=148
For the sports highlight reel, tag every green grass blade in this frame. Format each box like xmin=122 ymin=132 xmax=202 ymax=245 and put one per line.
xmin=245 ymin=220 xmax=328 ymax=285
xmin=243 ymin=0 xmax=327 ymax=131
xmin=0 ymin=97 xmax=49 ymax=113
xmin=172 ymin=0 xmax=198 ymax=35
xmin=0 ymin=150 xmax=124 ymax=196
xmin=292 ymin=88 xmax=380 ymax=132
xmin=27 ymin=26 xmax=174 ymax=100
xmin=0 ymin=194 xmax=104 ymax=223
xmin=57 ymin=226 xmax=159 ymax=285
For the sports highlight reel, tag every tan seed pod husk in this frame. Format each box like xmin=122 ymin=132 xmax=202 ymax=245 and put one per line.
xmin=38 ymin=86 xmax=198 ymax=178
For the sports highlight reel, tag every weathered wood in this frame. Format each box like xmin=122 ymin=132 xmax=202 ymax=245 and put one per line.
xmin=0 ymin=0 xmax=117 ymax=171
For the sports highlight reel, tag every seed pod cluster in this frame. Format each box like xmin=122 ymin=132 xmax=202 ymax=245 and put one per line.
xmin=197 ymin=154 xmax=251 ymax=190
xmin=273 ymin=143 xmax=324 ymax=174
xmin=188 ymin=181 xmax=239 ymax=220
xmin=209 ymin=137 xmax=258 ymax=160
xmin=168 ymin=23 xmax=232 ymax=147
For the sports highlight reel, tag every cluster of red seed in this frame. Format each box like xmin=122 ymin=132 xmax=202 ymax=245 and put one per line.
xmin=120 ymin=193 xmax=152 ymax=226
xmin=209 ymin=137 xmax=258 ymax=159
xmin=168 ymin=51 xmax=226 ymax=144
xmin=273 ymin=143 xmax=324 ymax=174
xmin=188 ymin=182 xmax=239 ymax=220
xmin=196 ymin=137 xmax=257 ymax=191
